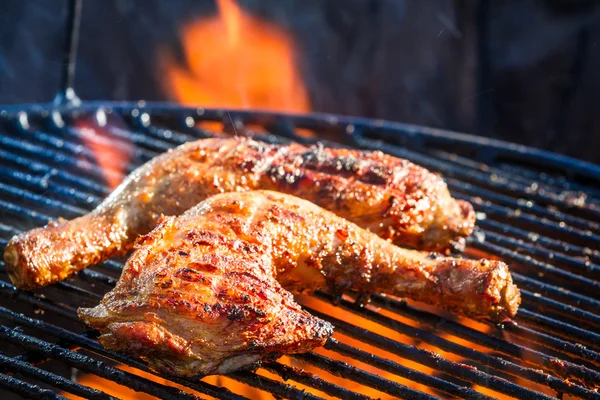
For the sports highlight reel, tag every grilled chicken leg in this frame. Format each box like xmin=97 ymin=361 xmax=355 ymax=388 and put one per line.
xmin=6 ymin=137 xmax=474 ymax=290
xmin=78 ymin=191 xmax=519 ymax=378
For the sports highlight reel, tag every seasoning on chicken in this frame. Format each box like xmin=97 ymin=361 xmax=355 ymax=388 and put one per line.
xmin=78 ymin=191 xmax=519 ymax=378
xmin=6 ymin=137 xmax=475 ymax=290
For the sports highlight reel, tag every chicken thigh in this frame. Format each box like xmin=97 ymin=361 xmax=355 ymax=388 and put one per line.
xmin=79 ymin=191 xmax=518 ymax=378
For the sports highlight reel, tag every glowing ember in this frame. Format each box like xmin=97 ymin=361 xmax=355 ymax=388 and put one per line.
xmin=162 ymin=0 xmax=310 ymax=113
xmin=62 ymin=364 xmax=269 ymax=400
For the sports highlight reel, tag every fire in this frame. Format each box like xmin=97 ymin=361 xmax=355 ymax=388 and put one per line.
xmin=162 ymin=0 xmax=310 ymax=114
xmin=62 ymin=365 xmax=267 ymax=400
xmin=74 ymin=114 xmax=133 ymax=190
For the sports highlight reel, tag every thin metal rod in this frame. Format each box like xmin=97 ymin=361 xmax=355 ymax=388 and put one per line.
xmin=0 ymin=373 xmax=67 ymax=400
xmin=503 ymin=322 xmax=600 ymax=366
xmin=0 ymin=298 xmax=268 ymax=400
xmin=0 ymin=134 xmax=113 ymax=183
xmin=0 ymin=325 xmax=198 ymax=400
xmin=480 ymin=229 xmax=600 ymax=279
xmin=261 ymin=361 xmax=371 ymax=400
xmin=429 ymin=148 xmax=600 ymax=199
xmin=511 ymin=272 xmax=600 ymax=311
xmin=55 ymin=0 xmax=82 ymax=105
xmin=448 ymin=177 xmax=600 ymax=235
xmin=518 ymin=308 xmax=600 ymax=349
xmin=519 ymin=289 xmax=600 ymax=328
xmin=0 ymin=146 xmax=108 ymax=195
xmin=471 ymin=239 xmax=600 ymax=295
xmin=322 ymin=338 xmax=491 ymax=399
xmin=0 ymin=162 xmax=103 ymax=206
xmin=0 ymin=353 xmax=115 ymax=400
xmin=370 ymin=294 xmax=600 ymax=368
xmin=228 ymin=371 xmax=325 ymax=400
xmin=305 ymin=306 xmax=556 ymax=400
xmin=310 ymin=295 xmax=600 ymax=398
xmin=479 ymin=218 xmax=600 ymax=264
xmin=292 ymin=352 xmax=440 ymax=400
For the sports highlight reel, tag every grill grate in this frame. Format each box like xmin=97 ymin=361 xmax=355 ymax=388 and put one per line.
xmin=0 ymin=104 xmax=599 ymax=399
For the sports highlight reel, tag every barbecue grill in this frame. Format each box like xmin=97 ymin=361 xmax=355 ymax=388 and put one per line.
xmin=1 ymin=1 xmax=600 ymax=399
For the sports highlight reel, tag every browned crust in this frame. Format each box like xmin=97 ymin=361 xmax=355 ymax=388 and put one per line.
xmin=6 ymin=137 xmax=474 ymax=290
xmin=78 ymin=191 xmax=518 ymax=378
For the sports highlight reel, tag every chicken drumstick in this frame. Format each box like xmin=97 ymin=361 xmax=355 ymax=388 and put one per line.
xmin=6 ymin=137 xmax=474 ymax=290
xmin=78 ymin=191 xmax=519 ymax=378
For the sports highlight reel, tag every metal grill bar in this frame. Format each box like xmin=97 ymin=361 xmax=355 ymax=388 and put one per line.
xmin=228 ymin=371 xmax=324 ymax=400
xmin=261 ymin=361 xmax=371 ymax=400
xmin=0 ymin=136 xmax=118 ymax=186
xmin=517 ymin=308 xmax=600 ymax=349
xmin=0 ymin=373 xmax=67 ymax=400
xmin=0 ymin=182 xmax=85 ymax=217
xmin=0 ymin=298 xmax=249 ymax=400
xmin=309 ymin=295 xmax=600 ymax=398
xmin=370 ymin=294 xmax=600 ymax=368
xmin=494 ymin=162 xmax=600 ymax=199
xmin=321 ymin=338 xmax=491 ymax=400
xmin=519 ymin=289 xmax=600 ymax=328
xmin=0 ymin=166 xmax=101 ymax=207
xmin=0 ymin=104 xmax=599 ymax=399
xmin=448 ymin=178 xmax=600 ymax=234
xmin=0 ymin=353 xmax=115 ymax=400
xmin=471 ymin=231 xmax=599 ymax=292
xmin=478 ymin=229 xmax=600 ymax=278
xmin=291 ymin=352 xmax=440 ymax=400
xmin=0 ymin=150 xmax=109 ymax=196
xmin=0 ymin=326 xmax=199 ymax=400
xmin=305 ymin=307 xmax=556 ymax=400
xmin=44 ymin=111 xmax=161 ymax=154
xmin=430 ymin=149 xmax=600 ymax=199
xmin=479 ymin=218 xmax=600 ymax=264
xmin=500 ymin=321 xmax=600 ymax=371
xmin=508 ymin=271 xmax=599 ymax=311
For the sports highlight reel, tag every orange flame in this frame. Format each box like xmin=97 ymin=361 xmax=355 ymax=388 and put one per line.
xmin=162 ymin=0 xmax=310 ymax=113
xmin=75 ymin=117 xmax=133 ymax=190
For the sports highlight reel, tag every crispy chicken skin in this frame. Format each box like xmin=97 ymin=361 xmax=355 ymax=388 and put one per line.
xmin=6 ymin=137 xmax=474 ymax=290
xmin=78 ymin=191 xmax=519 ymax=377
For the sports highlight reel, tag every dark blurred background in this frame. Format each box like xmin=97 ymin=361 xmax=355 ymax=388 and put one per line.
xmin=0 ymin=0 xmax=599 ymax=163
